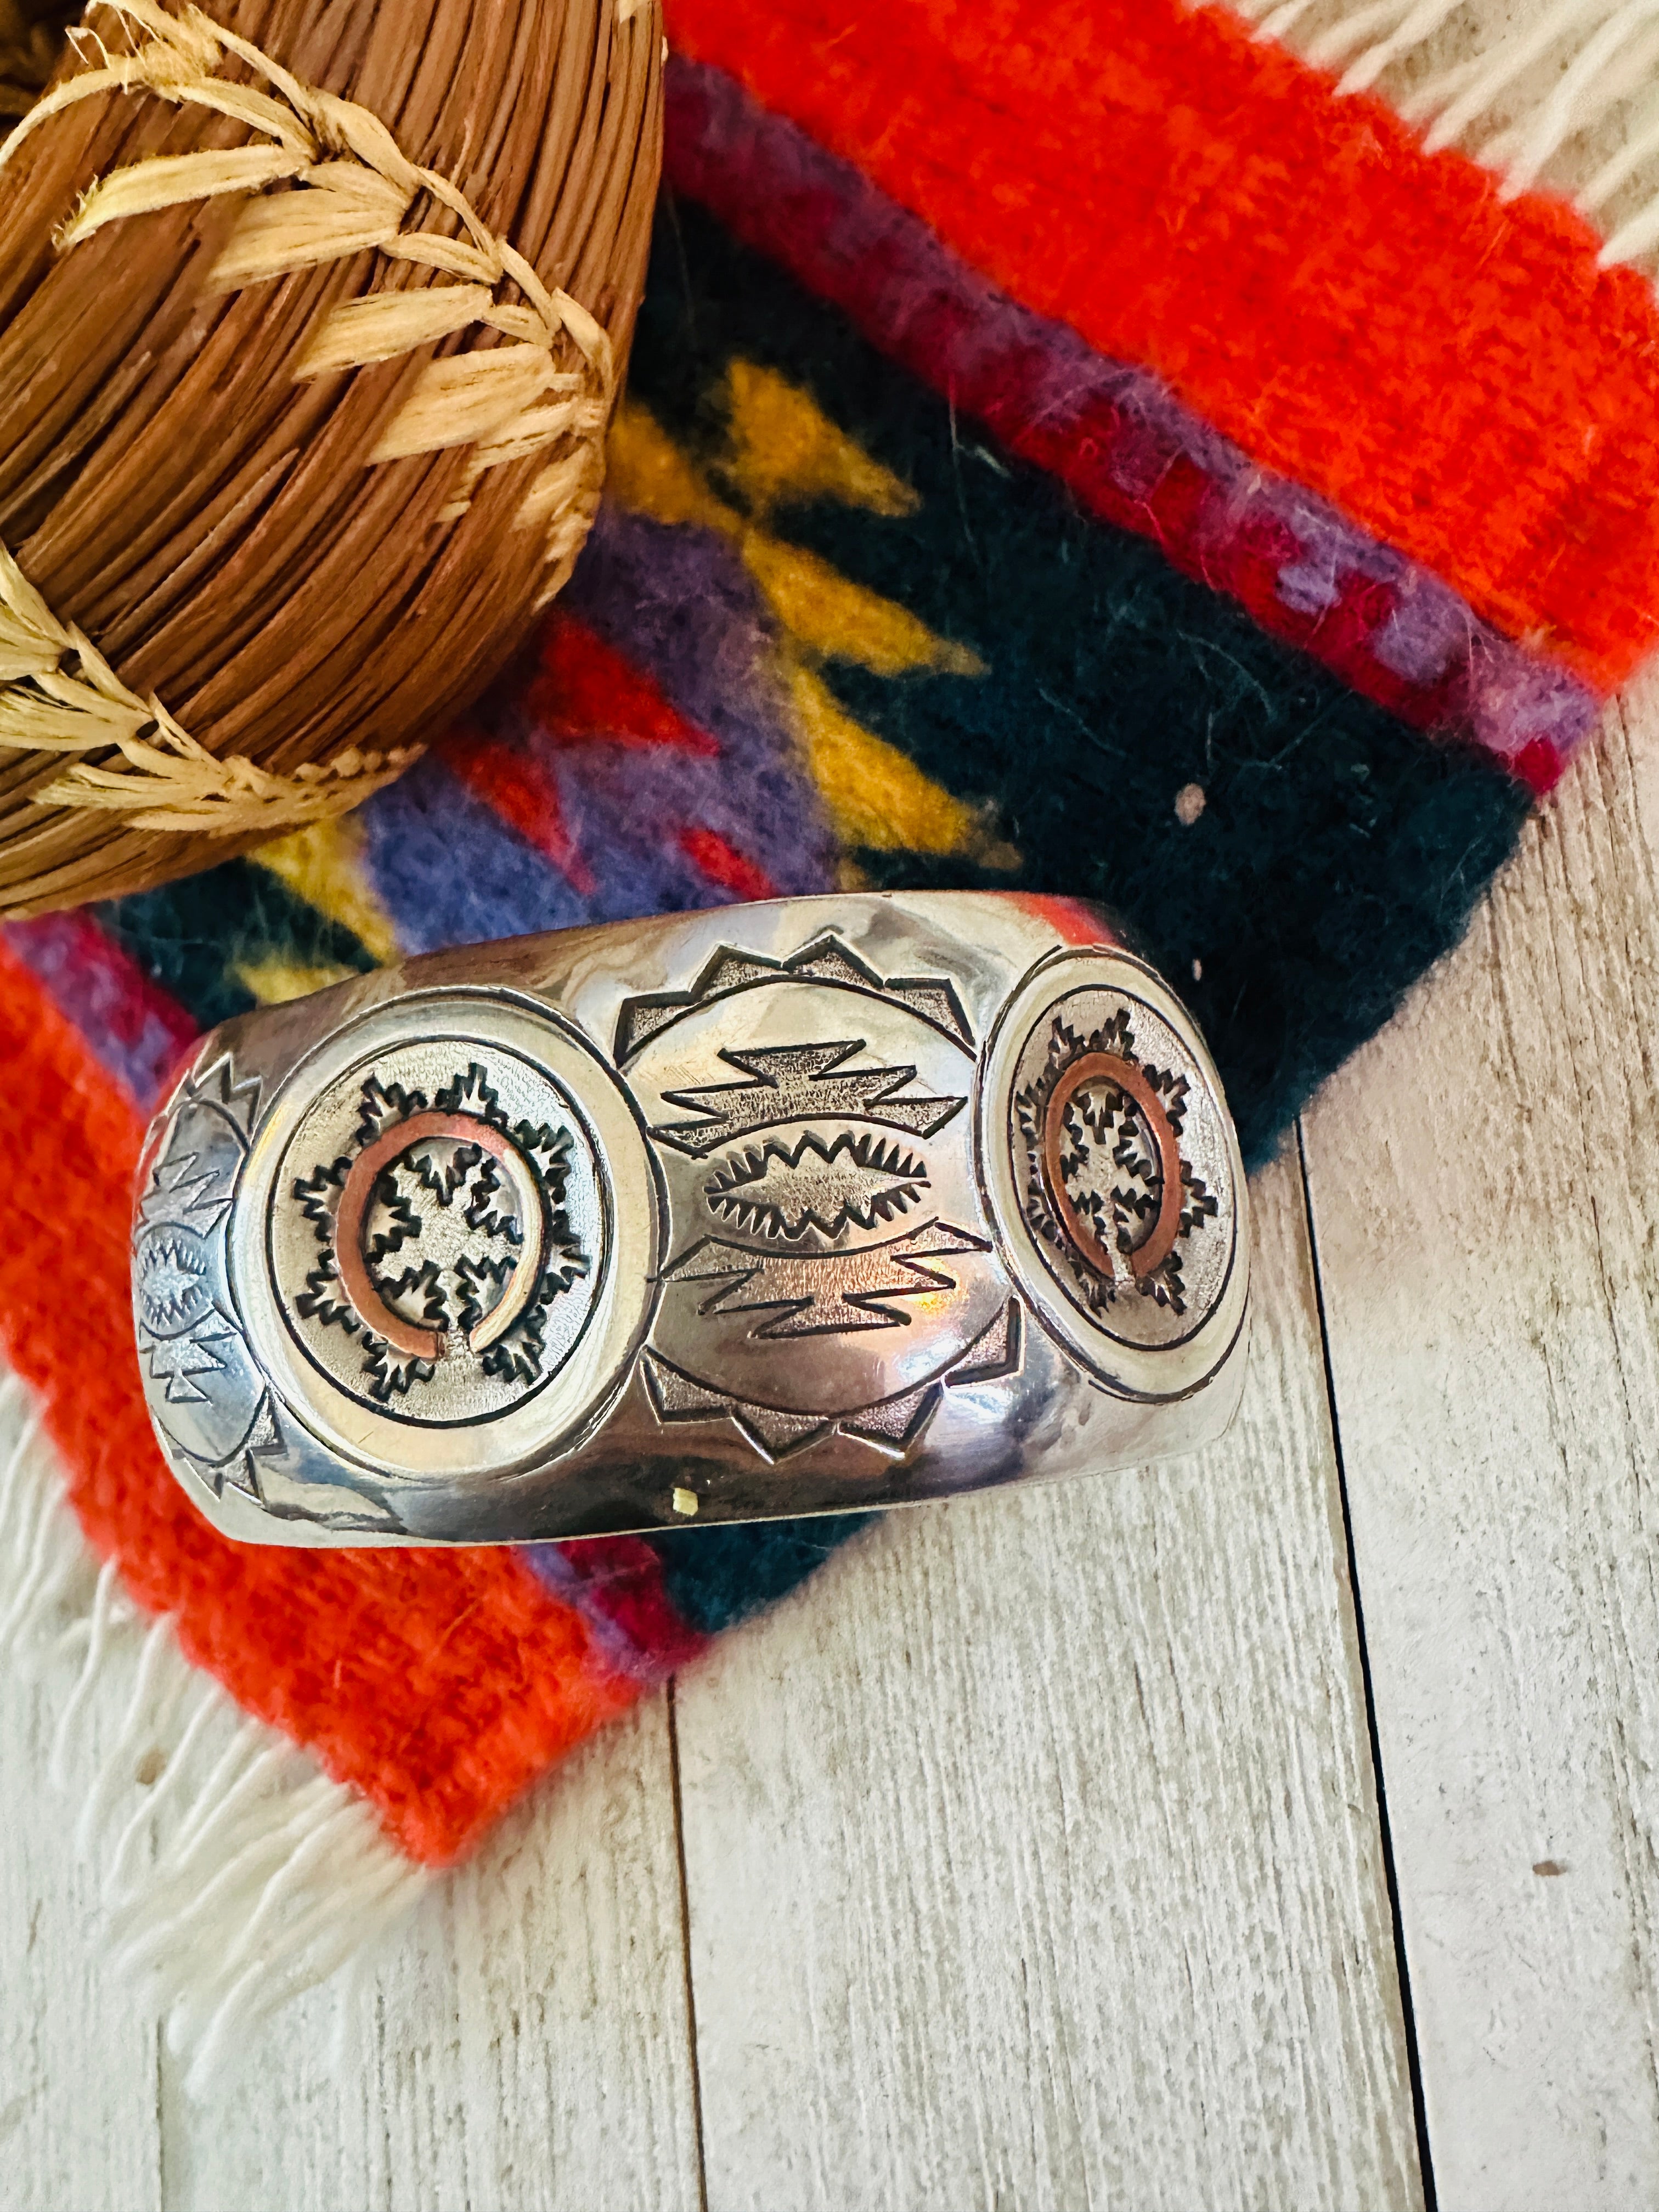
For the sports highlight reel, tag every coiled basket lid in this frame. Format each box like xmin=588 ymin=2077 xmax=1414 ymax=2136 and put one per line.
xmin=0 ymin=0 xmax=662 ymax=912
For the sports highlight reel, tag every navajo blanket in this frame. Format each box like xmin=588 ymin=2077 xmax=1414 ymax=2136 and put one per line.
xmin=4 ymin=0 xmax=1658 ymax=2059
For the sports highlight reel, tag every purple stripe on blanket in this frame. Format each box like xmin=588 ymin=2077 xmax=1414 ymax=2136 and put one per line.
xmin=4 ymin=911 xmax=198 ymax=1111
xmin=529 ymin=1537 xmax=712 ymax=1686
xmin=557 ymin=506 xmax=836 ymax=892
xmin=361 ymin=510 xmax=836 ymax=951
xmin=663 ymin=53 xmax=1599 ymax=782
xmin=360 ymin=760 xmax=591 ymax=953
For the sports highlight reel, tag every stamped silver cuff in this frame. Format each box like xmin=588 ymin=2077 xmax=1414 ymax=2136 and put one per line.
xmin=130 ymin=893 xmax=1251 ymax=1546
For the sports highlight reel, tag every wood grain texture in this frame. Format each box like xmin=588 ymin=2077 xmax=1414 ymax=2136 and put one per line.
xmin=0 ymin=1661 xmax=162 ymax=2211
xmin=1301 ymin=681 xmax=1659 ymax=2209
xmin=159 ymin=1691 xmax=702 ymax=2212
xmin=0 ymin=1527 xmax=702 ymax=2212
xmin=672 ymin=1156 xmax=1421 ymax=2212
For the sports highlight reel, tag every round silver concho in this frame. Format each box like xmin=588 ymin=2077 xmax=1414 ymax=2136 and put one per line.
xmin=979 ymin=947 xmax=1247 ymax=1402
xmin=232 ymin=990 xmax=659 ymax=1483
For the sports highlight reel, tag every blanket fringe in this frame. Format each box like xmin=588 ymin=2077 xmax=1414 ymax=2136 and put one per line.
xmin=1230 ymin=0 xmax=1659 ymax=267
xmin=0 ymin=1373 xmax=429 ymax=2097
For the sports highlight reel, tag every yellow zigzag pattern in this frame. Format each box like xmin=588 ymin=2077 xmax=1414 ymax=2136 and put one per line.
xmin=607 ymin=363 xmax=1015 ymax=869
xmin=245 ymin=815 xmax=399 ymax=1001
xmin=244 ymin=359 xmax=1013 ymax=985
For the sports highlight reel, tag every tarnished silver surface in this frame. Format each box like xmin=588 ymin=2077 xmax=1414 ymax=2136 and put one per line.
xmin=131 ymin=893 xmax=1251 ymax=1545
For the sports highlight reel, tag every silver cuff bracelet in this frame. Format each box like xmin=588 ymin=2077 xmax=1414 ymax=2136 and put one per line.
xmin=131 ymin=893 xmax=1251 ymax=1547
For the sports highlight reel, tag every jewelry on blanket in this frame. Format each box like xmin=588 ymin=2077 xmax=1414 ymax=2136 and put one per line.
xmin=130 ymin=894 xmax=1251 ymax=1545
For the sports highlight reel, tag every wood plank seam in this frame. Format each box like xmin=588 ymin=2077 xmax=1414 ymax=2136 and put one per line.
xmin=1297 ymin=689 xmax=1659 ymax=2200
xmin=669 ymin=1153 xmax=1421 ymax=2209
xmin=669 ymin=1676 xmax=713 ymax=2212
xmin=1295 ymin=1116 xmax=1439 ymax=2212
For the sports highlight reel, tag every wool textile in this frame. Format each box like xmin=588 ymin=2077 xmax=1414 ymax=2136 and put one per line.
xmin=0 ymin=1 xmax=1651 ymax=1928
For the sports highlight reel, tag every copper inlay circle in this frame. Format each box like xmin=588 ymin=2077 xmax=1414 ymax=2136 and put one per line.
xmin=1039 ymin=1052 xmax=1185 ymax=1287
xmin=333 ymin=1112 xmax=546 ymax=1361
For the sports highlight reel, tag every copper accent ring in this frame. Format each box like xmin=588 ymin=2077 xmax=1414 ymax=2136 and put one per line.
xmin=1039 ymin=1052 xmax=1186 ymax=1288
xmin=332 ymin=1112 xmax=548 ymax=1361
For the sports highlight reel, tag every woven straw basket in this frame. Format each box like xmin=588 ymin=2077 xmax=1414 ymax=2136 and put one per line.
xmin=0 ymin=0 xmax=662 ymax=912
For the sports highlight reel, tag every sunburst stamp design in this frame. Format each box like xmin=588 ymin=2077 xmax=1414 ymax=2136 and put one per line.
xmin=1008 ymin=986 xmax=1234 ymax=1352
xmin=137 ymin=1231 xmax=216 ymax=1337
xmin=703 ymin=1130 xmax=930 ymax=1244
xmin=131 ymin=1053 xmax=282 ymax=1502
xmin=617 ymin=933 xmax=1020 ymax=1460
xmin=268 ymin=1045 xmax=608 ymax=1426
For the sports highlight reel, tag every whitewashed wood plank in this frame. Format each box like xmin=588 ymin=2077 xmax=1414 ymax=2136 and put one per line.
xmin=1301 ymin=684 xmax=1659 ymax=2209
xmin=673 ymin=1155 xmax=1419 ymax=2212
xmin=157 ymin=1692 xmax=702 ymax=2212
xmin=0 ymin=1645 xmax=164 ymax=2210
xmin=0 ymin=1365 xmax=701 ymax=2212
